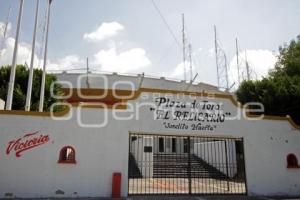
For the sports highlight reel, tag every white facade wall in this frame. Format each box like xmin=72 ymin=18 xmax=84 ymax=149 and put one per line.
xmin=0 ymin=91 xmax=300 ymax=197
xmin=193 ymin=141 xmax=237 ymax=177
xmin=55 ymin=73 xmax=222 ymax=93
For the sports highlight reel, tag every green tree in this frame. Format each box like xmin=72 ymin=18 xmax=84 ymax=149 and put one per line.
xmin=0 ymin=65 xmax=62 ymax=111
xmin=236 ymin=36 xmax=300 ymax=125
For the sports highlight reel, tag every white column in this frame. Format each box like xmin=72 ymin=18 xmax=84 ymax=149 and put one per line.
xmin=6 ymin=0 xmax=24 ymax=110
xmin=39 ymin=0 xmax=52 ymax=112
xmin=25 ymin=0 xmax=39 ymax=111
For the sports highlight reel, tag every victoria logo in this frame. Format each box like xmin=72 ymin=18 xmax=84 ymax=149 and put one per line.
xmin=6 ymin=131 xmax=50 ymax=157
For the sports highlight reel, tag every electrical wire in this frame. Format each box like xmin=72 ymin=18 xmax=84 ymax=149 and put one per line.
xmin=150 ymin=0 xmax=201 ymax=81
xmin=150 ymin=0 xmax=181 ymax=49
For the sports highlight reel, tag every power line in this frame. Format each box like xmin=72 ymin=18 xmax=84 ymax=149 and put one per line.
xmin=150 ymin=0 xmax=181 ymax=49
xmin=150 ymin=0 xmax=201 ymax=83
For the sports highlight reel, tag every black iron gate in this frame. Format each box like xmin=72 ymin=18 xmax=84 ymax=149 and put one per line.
xmin=128 ymin=133 xmax=247 ymax=195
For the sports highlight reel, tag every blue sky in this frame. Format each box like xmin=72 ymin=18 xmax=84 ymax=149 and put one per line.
xmin=1 ymin=0 xmax=300 ymax=87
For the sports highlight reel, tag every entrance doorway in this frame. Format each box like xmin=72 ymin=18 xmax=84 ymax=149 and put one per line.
xmin=128 ymin=133 xmax=247 ymax=195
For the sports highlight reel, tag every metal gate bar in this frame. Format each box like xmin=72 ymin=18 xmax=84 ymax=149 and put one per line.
xmin=128 ymin=133 xmax=247 ymax=195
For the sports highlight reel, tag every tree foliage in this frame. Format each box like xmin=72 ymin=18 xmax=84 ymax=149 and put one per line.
xmin=236 ymin=36 xmax=300 ymax=125
xmin=0 ymin=65 xmax=62 ymax=111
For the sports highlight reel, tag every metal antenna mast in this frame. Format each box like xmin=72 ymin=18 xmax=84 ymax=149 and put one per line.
xmin=214 ymin=25 xmax=229 ymax=90
xmin=86 ymin=57 xmax=90 ymax=88
xmin=182 ymin=13 xmax=186 ymax=81
xmin=236 ymin=38 xmax=241 ymax=84
xmin=214 ymin=25 xmax=220 ymax=88
xmin=245 ymin=50 xmax=250 ymax=81
xmin=188 ymin=43 xmax=193 ymax=82
xmin=224 ymin=54 xmax=229 ymax=89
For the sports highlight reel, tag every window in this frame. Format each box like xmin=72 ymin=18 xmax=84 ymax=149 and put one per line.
xmin=58 ymin=146 xmax=76 ymax=164
xmin=166 ymin=138 xmax=171 ymax=150
xmin=287 ymin=153 xmax=299 ymax=168
xmin=183 ymin=138 xmax=188 ymax=153
xmin=159 ymin=137 xmax=164 ymax=153
xmin=131 ymin=136 xmax=137 ymax=142
xmin=172 ymin=138 xmax=176 ymax=153
xmin=144 ymin=146 xmax=152 ymax=153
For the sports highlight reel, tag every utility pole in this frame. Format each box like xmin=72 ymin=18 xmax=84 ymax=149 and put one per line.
xmin=39 ymin=0 xmax=52 ymax=112
xmin=6 ymin=0 xmax=24 ymax=110
xmin=236 ymin=38 xmax=240 ymax=84
xmin=182 ymin=13 xmax=186 ymax=81
xmin=25 ymin=0 xmax=39 ymax=111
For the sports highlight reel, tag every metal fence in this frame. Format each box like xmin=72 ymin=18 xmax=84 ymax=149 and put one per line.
xmin=128 ymin=133 xmax=247 ymax=195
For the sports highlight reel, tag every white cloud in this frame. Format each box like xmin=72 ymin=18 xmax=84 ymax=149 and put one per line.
xmin=192 ymin=47 xmax=203 ymax=56
xmin=92 ymin=47 xmax=151 ymax=73
xmin=0 ymin=35 xmax=83 ymax=71
xmin=163 ymin=61 xmax=194 ymax=81
xmin=83 ymin=22 xmax=124 ymax=42
xmin=208 ymin=47 xmax=215 ymax=57
xmin=0 ymin=37 xmax=43 ymax=68
xmin=164 ymin=47 xmax=203 ymax=80
xmin=48 ymin=55 xmax=84 ymax=70
xmin=0 ymin=36 xmax=148 ymax=74
xmin=171 ymin=62 xmax=188 ymax=78
xmin=229 ymin=49 xmax=278 ymax=87
xmin=0 ymin=21 xmax=11 ymax=38
xmin=0 ymin=21 xmax=149 ymax=74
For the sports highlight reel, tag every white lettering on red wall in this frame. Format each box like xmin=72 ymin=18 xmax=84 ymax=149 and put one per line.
xmin=6 ymin=131 xmax=50 ymax=157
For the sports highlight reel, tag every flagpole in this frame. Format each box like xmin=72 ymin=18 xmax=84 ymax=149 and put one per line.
xmin=6 ymin=0 xmax=24 ymax=110
xmin=39 ymin=0 xmax=52 ymax=112
xmin=25 ymin=0 xmax=39 ymax=111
